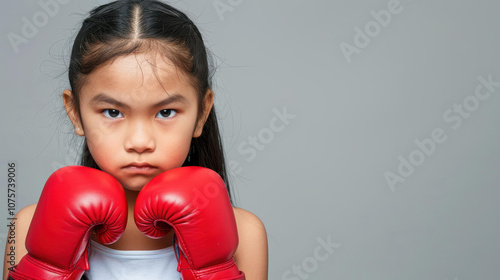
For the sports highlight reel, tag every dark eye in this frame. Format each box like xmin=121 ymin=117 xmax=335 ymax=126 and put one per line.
xmin=156 ymin=109 xmax=177 ymax=119
xmin=103 ymin=109 xmax=123 ymax=118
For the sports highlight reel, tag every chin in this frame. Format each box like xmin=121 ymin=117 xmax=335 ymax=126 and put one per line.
xmin=119 ymin=180 xmax=149 ymax=192
xmin=124 ymin=185 xmax=144 ymax=192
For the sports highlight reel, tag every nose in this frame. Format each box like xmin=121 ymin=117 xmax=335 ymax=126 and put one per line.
xmin=124 ymin=119 xmax=156 ymax=153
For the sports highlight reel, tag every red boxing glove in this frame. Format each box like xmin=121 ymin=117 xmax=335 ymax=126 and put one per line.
xmin=134 ymin=166 xmax=245 ymax=280
xmin=9 ymin=166 xmax=128 ymax=280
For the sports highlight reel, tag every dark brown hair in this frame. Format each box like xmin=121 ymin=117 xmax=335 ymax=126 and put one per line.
xmin=68 ymin=0 xmax=233 ymax=203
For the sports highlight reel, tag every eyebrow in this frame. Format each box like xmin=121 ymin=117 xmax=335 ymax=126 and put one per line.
xmin=89 ymin=92 xmax=189 ymax=109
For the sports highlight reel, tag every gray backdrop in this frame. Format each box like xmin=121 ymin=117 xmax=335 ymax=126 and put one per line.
xmin=1 ymin=0 xmax=499 ymax=279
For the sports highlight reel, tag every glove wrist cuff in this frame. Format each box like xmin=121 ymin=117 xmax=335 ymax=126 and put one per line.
xmin=179 ymin=258 xmax=246 ymax=280
xmin=9 ymin=254 xmax=85 ymax=280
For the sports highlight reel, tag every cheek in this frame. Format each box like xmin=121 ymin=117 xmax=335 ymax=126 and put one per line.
xmin=158 ymin=125 xmax=194 ymax=165
xmin=85 ymin=129 xmax=106 ymax=149
xmin=85 ymin=129 xmax=118 ymax=168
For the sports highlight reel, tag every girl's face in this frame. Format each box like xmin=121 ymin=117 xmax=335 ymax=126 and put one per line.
xmin=63 ymin=52 xmax=213 ymax=191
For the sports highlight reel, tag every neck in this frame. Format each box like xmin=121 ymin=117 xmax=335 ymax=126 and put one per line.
xmin=124 ymin=188 xmax=140 ymax=210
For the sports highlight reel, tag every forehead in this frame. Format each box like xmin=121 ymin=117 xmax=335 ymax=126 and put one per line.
xmin=80 ymin=52 xmax=197 ymax=103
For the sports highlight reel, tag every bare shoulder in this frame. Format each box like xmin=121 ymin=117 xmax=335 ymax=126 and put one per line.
xmin=232 ymin=207 xmax=267 ymax=235
xmin=16 ymin=203 xmax=37 ymax=218
xmin=3 ymin=204 xmax=37 ymax=279
xmin=232 ymin=207 xmax=268 ymax=280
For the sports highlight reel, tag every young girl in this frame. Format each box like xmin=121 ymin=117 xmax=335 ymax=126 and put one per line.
xmin=3 ymin=0 xmax=268 ymax=279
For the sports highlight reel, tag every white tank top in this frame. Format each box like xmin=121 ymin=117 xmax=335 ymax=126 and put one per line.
xmin=84 ymin=239 xmax=181 ymax=279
